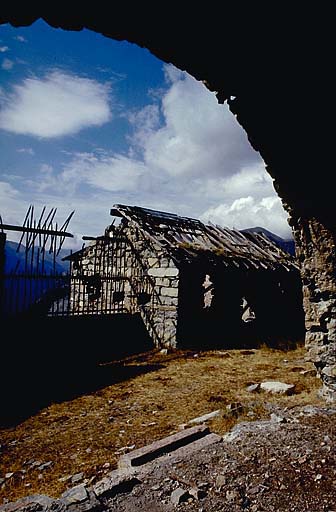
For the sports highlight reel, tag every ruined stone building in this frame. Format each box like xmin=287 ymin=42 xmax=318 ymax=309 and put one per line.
xmin=65 ymin=204 xmax=304 ymax=348
xmin=2 ymin=7 xmax=334 ymax=398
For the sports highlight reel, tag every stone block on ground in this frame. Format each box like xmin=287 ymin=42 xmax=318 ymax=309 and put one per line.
xmin=0 ymin=495 xmax=63 ymax=512
xmin=171 ymin=488 xmax=190 ymax=505
xmin=260 ymin=381 xmax=295 ymax=395
xmin=179 ymin=410 xmax=221 ymax=429
xmin=246 ymin=383 xmax=260 ymax=393
xmin=93 ymin=470 xmax=141 ymax=499
xmin=61 ymin=485 xmax=88 ymax=505
xmin=118 ymin=425 xmax=210 ymax=469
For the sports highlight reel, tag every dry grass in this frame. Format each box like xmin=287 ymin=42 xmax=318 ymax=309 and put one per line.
xmin=0 ymin=343 xmax=324 ymax=503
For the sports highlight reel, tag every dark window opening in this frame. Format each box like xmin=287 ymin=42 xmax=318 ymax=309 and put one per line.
xmin=113 ymin=291 xmax=125 ymax=303
xmin=137 ymin=292 xmax=151 ymax=305
xmin=84 ymin=274 xmax=102 ymax=302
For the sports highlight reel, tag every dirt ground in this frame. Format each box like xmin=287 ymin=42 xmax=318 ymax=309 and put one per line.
xmin=109 ymin=405 xmax=336 ymax=512
xmin=0 ymin=343 xmax=325 ymax=504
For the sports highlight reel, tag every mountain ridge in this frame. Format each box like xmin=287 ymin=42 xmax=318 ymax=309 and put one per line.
xmin=240 ymin=226 xmax=295 ymax=256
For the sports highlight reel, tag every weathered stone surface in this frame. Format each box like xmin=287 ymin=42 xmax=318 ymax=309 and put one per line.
xmin=160 ymin=287 xmax=178 ymax=297
xmin=170 ymin=488 xmax=190 ymax=505
xmin=179 ymin=410 xmax=221 ymax=429
xmin=270 ymin=413 xmax=286 ymax=423
xmin=293 ymin=216 xmax=336 ymax=400
xmin=61 ymin=484 xmax=88 ymax=505
xmin=159 ymin=296 xmax=178 ymax=306
xmin=216 ymin=475 xmax=227 ymax=488
xmin=189 ymin=487 xmax=207 ymax=500
xmin=147 ymin=267 xmax=179 ymax=277
xmin=246 ymin=383 xmax=260 ymax=393
xmin=260 ymin=381 xmax=295 ymax=395
xmin=322 ymin=365 xmax=336 ymax=378
xmin=118 ymin=425 xmax=210 ymax=469
xmin=93 ymin=471 xmax=140 ymax=498
xmin=0 ymin=495 xmax=64 ymax=512
xmin=226 ymin=488 xmax=242 ymax=504
xmin=155 ymin=277 xmax=170 ymax=287
xmin=70 ymin=473 xmax=84 ymax=485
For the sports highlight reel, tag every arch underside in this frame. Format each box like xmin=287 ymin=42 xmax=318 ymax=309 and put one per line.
xmin=1 ymin=7 xmax=335 ymax=399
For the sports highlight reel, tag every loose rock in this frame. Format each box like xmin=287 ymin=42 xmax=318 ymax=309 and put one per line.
xmin=171 ymin=487 xmax=190 ymax=505
xmin=246 ymin=383 xmax=260 ymax=393
xmin=71 ymin=473 xmax=84 ymax=485
xmin=260 ymin=381 xmax=295 ymax=395
xmin=189 ymin=487 xmax=207 ymax=500
xmin=61 ymin=484 xmax=88 ymax=505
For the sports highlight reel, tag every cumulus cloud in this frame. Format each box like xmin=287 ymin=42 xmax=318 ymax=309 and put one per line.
xmin=2 ymin=63 xmax=291 ymax=241
xmin=34 ymin=65 xmax=289 ymax=237
xmin=60 ymin=152 xmax=147 ymax=193
xmin=0 ymin=46 xmax=9 ymax=52
xmin=140 ymin=68 xmax=260 ymax=178
xmin=200 ymin=195 xmax=292 ymax=239
xmin=0 ymin=70 xmax=111 ymax=138
xmin=123 ymin=64 xmax=290 ymax=236
xmin=2 ymin=58 xmax=13 ymax=70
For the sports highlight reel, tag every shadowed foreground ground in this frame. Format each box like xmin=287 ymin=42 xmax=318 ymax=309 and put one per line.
xmin=0 ymin=343 xmax=325 ymax=505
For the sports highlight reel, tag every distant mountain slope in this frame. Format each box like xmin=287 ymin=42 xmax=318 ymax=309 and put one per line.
xmin=4 ymin=240 xmax=70 ymax=274
xmin=2 ymin=241 xmax=71 ymax=316
xmin=240 ymin=227 xmax=296 ymax=256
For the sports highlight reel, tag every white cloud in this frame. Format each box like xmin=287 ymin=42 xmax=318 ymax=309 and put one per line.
xmin=0 ymin=46 xmax=9 ymax=52
xmin=15 ymin=35 xmax=27 ymax=42
xmin=0 ymin=181 xmax=19 ymax=198
xmin=200 ymin=195 xmax=292 ymax=239
xmin=121 ymin=64 xmax=290 ymax=237
xmin=40 ymin=163 xmax=53 ymax=173
xmin=127 ymin=104 xmax=161 ymax=151
xmin=0 ymin=181 xmax=24 ymax=231
xmin=141 ymin=68 xmax=259 ymax=178
xmin=60 ymin=152 xmax=147 ymax=193
xmin=17 ymin=147 xmax=35 ymax=155
xmin=0 ymin=70 xmax=112 ymax=138
xmin=33 ymin=64 xmax=290 ymax=238
xmin=1 ymin=63 xmax=291 ymax=243
xmin=2 ymin=58 xmax=13 ymax=70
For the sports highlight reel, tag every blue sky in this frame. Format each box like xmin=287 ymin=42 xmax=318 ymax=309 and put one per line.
xmin=0 ymin=19 xmax=291 ymax=249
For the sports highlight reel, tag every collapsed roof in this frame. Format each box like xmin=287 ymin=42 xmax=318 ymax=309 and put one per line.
xmin=110 ymin=204 xmax=298 ymax=271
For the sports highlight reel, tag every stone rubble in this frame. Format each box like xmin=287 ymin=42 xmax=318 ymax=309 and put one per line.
xmin=1 ymin=406 xmax=335 ymax=512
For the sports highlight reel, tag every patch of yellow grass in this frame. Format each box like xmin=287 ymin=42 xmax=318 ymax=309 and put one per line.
xmin=0 ymin=344 xmax=323 ymax=503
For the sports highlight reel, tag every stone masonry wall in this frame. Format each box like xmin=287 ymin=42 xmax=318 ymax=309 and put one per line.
xmin=293 ymin=217 xmax=336 ymax=401
xmin=120 ymin=225 xmax=179 ymax=348
xmin=69 ymin=224 xmax=179 ymax=348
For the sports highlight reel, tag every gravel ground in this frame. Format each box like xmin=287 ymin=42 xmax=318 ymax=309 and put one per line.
xmin=106 ymin=405 xmax=336 ymax=512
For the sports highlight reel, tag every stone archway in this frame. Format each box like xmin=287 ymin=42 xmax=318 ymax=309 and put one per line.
xmin=1 ymin=7 xmax=334 ymax=399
